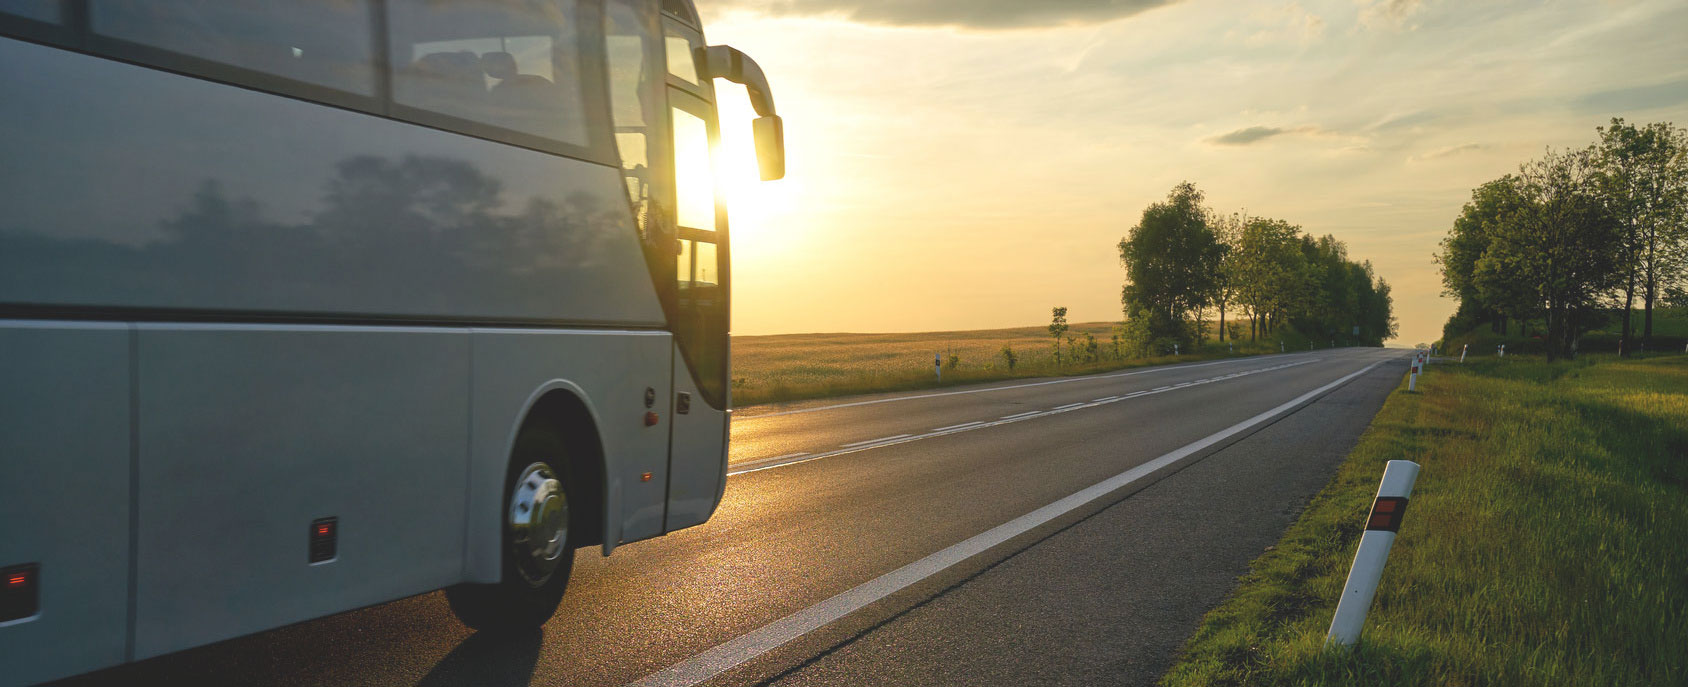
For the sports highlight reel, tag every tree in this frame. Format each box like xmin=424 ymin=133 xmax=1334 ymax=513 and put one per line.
xmin=1473 ymin=147 xmax=1623 ymax=360
xmin=1211 ymin=211 xmax=1246 ymax=342
xmin=1119 ymin=182 xmax=1224 ymax=347
xmin=1437 ymin=176 xmax=1528 ymax=337
xmin=1232 ymin=217 xmax=1306 ymax=340
xmin=1048 ymin=306 xmax=1069 ymax=365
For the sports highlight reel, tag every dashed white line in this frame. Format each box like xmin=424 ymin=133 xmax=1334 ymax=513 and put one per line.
xmin=1152 ymin=386 xmax=1173 ymax=391
xmin=840 ymin=434 xmax=913 ymax=448
xmin=737 ymin=353 xmax=1315 ymax=419
xmin=1092 ymin=396 xmax=1119 ymax=403
xmin=1053 ymin=402 xmax=1085 ymax=410
xmin=725 ymin=357 xmax=1327 ymax=476
xmin=933 ymin=421 xmax=986 ymax=432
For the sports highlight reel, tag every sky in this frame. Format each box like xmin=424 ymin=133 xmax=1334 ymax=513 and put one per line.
xmin=699 ymin=0 xmax=1688 ymax=345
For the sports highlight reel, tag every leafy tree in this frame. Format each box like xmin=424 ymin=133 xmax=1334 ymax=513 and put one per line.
xmin=999 ymin=344 xmax=1017 ymax=370
xmin=1473 ymin=147 xmax=1623 ymax=360
xmin=1119 ymin=182 xmax=1224 ymax=347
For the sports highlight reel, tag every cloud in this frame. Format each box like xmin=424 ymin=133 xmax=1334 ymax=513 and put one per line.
xmin=1357 ymin=0 xmax=1425 ymax=31
xmin=1409 ymin=143 xmax=1484 ymax=162
xmin=1575 ymin=77 xmax=1688 ymax=113
xmin=706 ymin=0 xmax=1179 ymax=29
xmin=1208 ymin=125 xmax=1294 ymax=145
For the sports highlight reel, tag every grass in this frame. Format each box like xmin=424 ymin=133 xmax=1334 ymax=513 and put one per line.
xmin=730 ymin=322 xmax=1326 ymax=407
xmin=1160 ymin=353 xmax=1688 ymax=686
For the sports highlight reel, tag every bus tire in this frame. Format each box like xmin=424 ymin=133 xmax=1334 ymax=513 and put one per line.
xmin=445 ymin=428 xmax=574 ymax=632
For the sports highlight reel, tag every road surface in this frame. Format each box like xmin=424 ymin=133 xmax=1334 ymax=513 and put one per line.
xmin=58 ymin=347 xmax=1410 ymax=687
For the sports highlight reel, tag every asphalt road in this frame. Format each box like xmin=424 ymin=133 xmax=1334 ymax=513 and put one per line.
xmin=57 ymin=347 xmax=1410 ymax=687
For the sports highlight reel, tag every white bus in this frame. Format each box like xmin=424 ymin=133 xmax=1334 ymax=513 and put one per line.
xmin=0 ymin=0 xmax=782 ymax=683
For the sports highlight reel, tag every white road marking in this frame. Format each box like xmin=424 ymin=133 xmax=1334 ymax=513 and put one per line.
xmin=736 ymin=353 xmax=1310 ymax=419
xmin=633 ymin=360 xmax=1386 ymax=687
xmin=840 ymin=434 xmax=913 ymax=448
xmin=1092 ymin=396 xmax=1118 ymax=403
xmin=726 ymin=358 xmax=1324 ymax=475
xmin=932 ymin=421 xmax=985 ymax=432
xmin=1053 ymin=402 xmax=1085 ymax=410
xmin=1153 ymin=386 xmax=1173 ymax=391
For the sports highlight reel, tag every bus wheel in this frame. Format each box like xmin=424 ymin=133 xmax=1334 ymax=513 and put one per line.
xmin=445 ymin=429 xmax=573 ymax=632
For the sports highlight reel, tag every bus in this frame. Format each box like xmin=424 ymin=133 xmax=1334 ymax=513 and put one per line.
xmin=0 ymin=1 xmax=782 ymax=683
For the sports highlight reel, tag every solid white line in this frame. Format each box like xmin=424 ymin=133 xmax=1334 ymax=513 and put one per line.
xmin=737 ymin=354 xmax=1307 ymax=419
xmin=749 ymin=452 xmax=809 ymax=464
xmin=1000 ymin=410 xmax=1042 ymax=420
xmin=932 ymin=421 xmax=985 ymax=432
xmin=631 ymin=360 xmax=1385 ymax=687
xmin=840 ymin=434 xmax=912 ymax=448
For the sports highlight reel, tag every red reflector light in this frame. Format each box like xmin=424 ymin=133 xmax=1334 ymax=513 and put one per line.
xmin=1365 ymin=496 xmax=1409 ymax=532
xmin=6 ymin=574 xmax=24 ymax=587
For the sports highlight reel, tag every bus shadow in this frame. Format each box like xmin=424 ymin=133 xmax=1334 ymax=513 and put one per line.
xmin=416 ymin=628 xmax=545 ymax=687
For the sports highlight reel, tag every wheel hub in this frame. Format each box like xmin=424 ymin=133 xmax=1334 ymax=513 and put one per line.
xmin=508 ymin=462 xmax=568 ymax=587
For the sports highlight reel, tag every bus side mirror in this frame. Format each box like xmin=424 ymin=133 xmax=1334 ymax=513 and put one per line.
xmin=702 ymin=45 xmax=785 ymax=181
xmin=753 ymin=115 xmax=785 ymax=181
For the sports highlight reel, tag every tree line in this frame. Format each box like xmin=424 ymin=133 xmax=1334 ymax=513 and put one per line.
xmin=1437 ymin=118 xmax=1688 ymax=360
xmin=1115 ymin=182 xmax=1397 ymax=354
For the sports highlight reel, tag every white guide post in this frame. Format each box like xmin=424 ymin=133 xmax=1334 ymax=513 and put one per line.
xmin=1174 ymin=343 xmax=1179 ymax=356
xmin=934 ymin=352 xmax=941 ymax=381
xmin=1408 ymin=357 xmax=1418 ymax=392
xmin=1460 ymin=344 xmax=1467 ymax=363
xmin=1327 ymin=459 xmax=1420 ymax=649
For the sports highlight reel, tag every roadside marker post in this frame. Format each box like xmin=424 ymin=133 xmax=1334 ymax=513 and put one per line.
xmin=1408 ymin=357 xmax=1419 ymax=392
xmin=1174 ymin=343 xmax=1179 ymax=356
xmin=1327 ymin=460 xmax=1421 ymax=649
xmin=1460 ymin=344 xmax=1467 ymax=363
xmin=934 ymin=353 xmax=941 ymax=381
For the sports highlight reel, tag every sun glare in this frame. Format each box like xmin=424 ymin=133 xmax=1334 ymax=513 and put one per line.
xmin=714 ymin=82 xmax=799 ymax=245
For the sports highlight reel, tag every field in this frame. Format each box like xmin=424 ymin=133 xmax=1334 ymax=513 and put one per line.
xmin=730 ymin=322 xmax=1320 ymax=407
xmin=1161 ymin=353 xmax=1688 ymax=686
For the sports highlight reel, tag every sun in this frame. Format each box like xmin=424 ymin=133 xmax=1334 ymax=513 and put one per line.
xmin=713 ymin=83 xmax=798 ymax=245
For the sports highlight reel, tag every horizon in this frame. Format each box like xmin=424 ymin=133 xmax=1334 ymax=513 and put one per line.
xmin=700 ymin=0 xmax=1688 ymax=345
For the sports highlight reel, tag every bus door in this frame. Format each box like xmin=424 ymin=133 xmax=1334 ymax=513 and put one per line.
xmin=660 ymin=16 xmax=728 ymax=531
xmin=606 ymin=2 xmax=726 ymax=532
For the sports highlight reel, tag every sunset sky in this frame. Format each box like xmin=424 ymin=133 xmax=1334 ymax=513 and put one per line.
xmin=702 ymin=0 xmax=1688 ymax=345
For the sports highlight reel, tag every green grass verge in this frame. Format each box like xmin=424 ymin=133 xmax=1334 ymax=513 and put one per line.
xmin=1161 ymin=354 xmax=1688 ymax=686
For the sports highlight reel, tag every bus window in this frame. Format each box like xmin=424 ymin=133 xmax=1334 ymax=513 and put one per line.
xmin=388 ymin=0 xmax=588 ymax=146
xmin=664 ymin=32 xmax=699 ymax=85
xmin=672 ymin=107 xmax=715 ymax=231
xmin=0 ymin=0 xmax=60 ymax=23
xmin=605 ymin=0 xmax=667 ymax=236
xmin=693 ymin=240 xmax=718 ymax=287
xmin=89 ymin=0 xmax=375 ymax=95
xmin=670 ymin=95 xmax=726 ymax=406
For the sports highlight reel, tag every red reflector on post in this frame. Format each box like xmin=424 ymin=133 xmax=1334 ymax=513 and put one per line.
xmin=1365 ymin=496 xmax=1409 ymax=532
xmin=6 ymin=574 xmax=24 ymax=587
